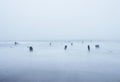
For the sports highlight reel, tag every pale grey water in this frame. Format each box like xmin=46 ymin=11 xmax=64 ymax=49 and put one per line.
xmin=0 ymin=40 xmax=120 ymax=82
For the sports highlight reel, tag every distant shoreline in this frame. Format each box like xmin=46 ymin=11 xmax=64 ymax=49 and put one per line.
xmin=0 ymin=40 xmax=120 ymax=42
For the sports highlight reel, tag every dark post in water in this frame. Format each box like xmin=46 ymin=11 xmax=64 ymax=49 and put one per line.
xmin=49 ymin=42 xmax=52 ymax=46
xmin=95 ymin=45 xmax=100 ymax=48
xmin=14 ymin=42 xmax=18 ymax=45
xmin=29 ymin=46 xmax=33 ymax=52
xmin=64 ymin=45 xmax=67 ymax=50
xmin=71 ymin=43 xmax=73 ymax=46
xmin=88 ymin=45 xmax=90 ymax=51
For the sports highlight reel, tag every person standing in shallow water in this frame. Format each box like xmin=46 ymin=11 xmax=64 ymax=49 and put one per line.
xmin=64 ymin=45 xmax=67 ymax=50
xmin=71 ymin=43 xmax=73 ymax=46
xmin=29 ymin=46 xmax=33 ymax=52
xmin=88 ymin=45 xmax=90 ymax=51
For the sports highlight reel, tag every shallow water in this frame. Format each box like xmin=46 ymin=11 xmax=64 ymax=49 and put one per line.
xmin=0 ymin=40 xmax=120 ymax=82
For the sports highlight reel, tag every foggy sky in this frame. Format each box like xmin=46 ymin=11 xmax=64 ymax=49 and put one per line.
xmin=0 ymin=0 xmax=120 ymax=40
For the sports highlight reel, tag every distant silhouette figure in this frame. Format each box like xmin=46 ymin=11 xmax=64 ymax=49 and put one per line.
xmin=29 ymin=46 xmax=33 ymax=52
xmin=95 ymin=45 xmax=100 ymax=48
xmin=88 ymin=45 xmax=90 ymax=51
xmin=82 ymin=41 xmax=84 ymax=44
xmin=49 ymin=43 xmax=52 ymax=46
xmin=14 ymin=42 xmax=18 ymax=45
xmin=71 ymin=43 xmax=73 ymax=46
xmin=64 ymin=45 xmax=67 ymax=50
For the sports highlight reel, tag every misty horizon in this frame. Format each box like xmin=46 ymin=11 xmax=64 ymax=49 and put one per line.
xmin=0 ymin=0 xmax=120 ymax=40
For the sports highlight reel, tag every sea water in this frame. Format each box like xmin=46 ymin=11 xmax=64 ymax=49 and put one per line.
xmin=0 ymin=40 xmax=120 ymax=82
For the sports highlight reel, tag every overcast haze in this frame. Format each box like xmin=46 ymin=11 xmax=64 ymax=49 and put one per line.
xmin=0 ymin=0 xmax=120 ymax=40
